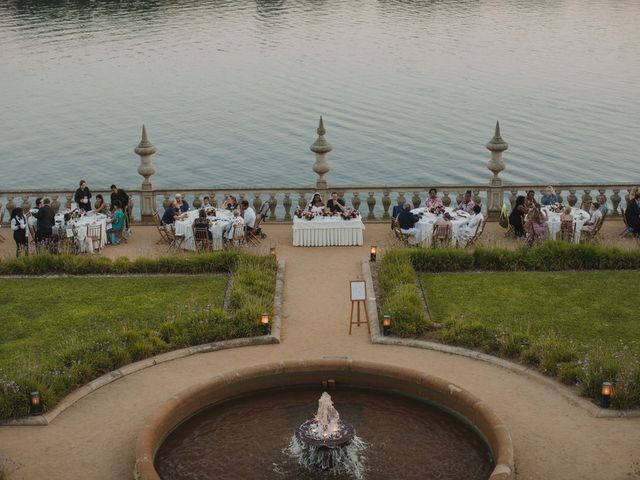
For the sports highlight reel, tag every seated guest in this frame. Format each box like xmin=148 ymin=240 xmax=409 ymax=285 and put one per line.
xmin=110 ymin=184 xmax=130 ymax=229
xmin=327 ymin=191 xmax=346 ymax=214
xmin=461 ymin=205 xmax=484 ymax=243
xmin=560 ymin=206 xmax=574 ymax=223
xmin=525 ymin=190 xmax=540 ymax=210
xmin=202 ymin=196 xmax=213 ymax=208
xmin=540 ymin=186 xmax=558 ymax=206
xmin=193 ymin=209 xmax=213 ymax=240
xmin=524 ymin=208 xmax=548 ymax=244
xmin=398 ymin=203 xmax=419 ymax=239
xmin=582 ymin=202 xmax=603 ymax=233
xmin=61 ymin=213 xmax=73 ymax=231
xmin=433 ymin=212 xmax=453 ymax=244
xmin=226 ymin=209 xmax=246 ymax=241
xmin=94 ymin=194 xmax=108 ymax=214
xmin=425 ymin=188 xmax=444 ymax=209
xmin=508 ymin=195 xmax=528 ymax=237
xmin=10 ymin=207 xmax=29 ymax=258
xmin=625 ymin=192 xmax=640 ymax=234
xmin=457 ymin=190 xmax=475 ymax=213
xmin=175 ymin=193 xmax=189 ymax=213
xmin=223 ymin=195 xmax=238 ymax=210
xmin=308 ymin=193 xmax=324 ymax=214
xmin=240 ymin=199 xmax=257 ymax=232
xmin=107 ymin=200 xmax=125 ymax=244
xmin=596 ymin=194 xmax=608 ymax=215
xmin=161 ymin=202 xmax=179 ymax=226
xmin=74 ymin=180 xmax=92 ymax=212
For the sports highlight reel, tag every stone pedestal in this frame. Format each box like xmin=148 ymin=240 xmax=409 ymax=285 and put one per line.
xmin=486 ymin=121 xmax=508 ymax=220
xmin=310 ymin=117 xmax=333 ymax=201
xmin=135 ymin=125 xmax=157 ymax=223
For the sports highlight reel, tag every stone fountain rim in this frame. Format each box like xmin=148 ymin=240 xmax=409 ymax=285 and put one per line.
xmin=134 ymin=358 xmax=514 ymax=480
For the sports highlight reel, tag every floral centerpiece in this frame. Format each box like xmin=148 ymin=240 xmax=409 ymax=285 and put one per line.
xmin=551 ymin=203 xmax=565 ymax=213
xmin=340 ymin=208 xmax=360 ymax=220
xmin=295 ymin=207 xmax=316 ymax=220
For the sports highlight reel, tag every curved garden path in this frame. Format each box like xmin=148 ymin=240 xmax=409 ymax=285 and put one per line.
xmin=1 ymin=225 xmax=639 ymax=479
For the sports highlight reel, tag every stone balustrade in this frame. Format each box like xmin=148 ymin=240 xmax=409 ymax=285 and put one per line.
xmin=0 ymin=184 xmax=635 ymax=224
xmin=0 ymin=121 xmax=636 ymax=224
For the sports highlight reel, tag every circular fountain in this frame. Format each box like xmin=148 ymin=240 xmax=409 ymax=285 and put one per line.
xmin=135 ymin=360 xmax=514 ymax=480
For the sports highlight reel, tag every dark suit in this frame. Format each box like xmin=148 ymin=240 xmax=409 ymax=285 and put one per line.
xmin=327 ymin=198 xmax=345 ymax=213
xmin=34 ymin=204 xmax=55 ymax=241
xmin=626 ymin=200 xmax=640 ymax=232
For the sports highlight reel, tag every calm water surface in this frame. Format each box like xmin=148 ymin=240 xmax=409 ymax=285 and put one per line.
xmin=1 ymin=0 xmax=639 ymax=189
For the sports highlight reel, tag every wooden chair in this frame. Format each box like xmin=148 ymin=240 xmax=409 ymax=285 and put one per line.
xmin=559 ymin=220 xmax=575 ymax=242
xmin=87 ymin=224 xmax=103 ymax=252
xmin=193 ymin=226 xmax=213 ymax=253
xmin=245 ymin=214 xmax=264 ymax=246
xmin=431 ymin=223 xmax=452 ymax=248
xmin=230 ymin=223 xmax=246 ymax=248
xmin=58 ymin=227 xmax=78 ymax=255
xmin=391 ymin=218 xmax=410 ymax=246
xmin=153 ymin=211 xmax=170 ymax=244
xmin=165 ymin=227 xmax=185 ymax=252
xmin=581 ymin=214 xmax=605 ymax=244
xmin=465 ymin=217 xmax=488 ymax=248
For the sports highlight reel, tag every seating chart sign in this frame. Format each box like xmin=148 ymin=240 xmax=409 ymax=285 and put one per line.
xmin=350 ymin=281 xmax=366 ymax=301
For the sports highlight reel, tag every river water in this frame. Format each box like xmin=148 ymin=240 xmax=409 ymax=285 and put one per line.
xmin=1 ymin=0 xmax=638 ymax=189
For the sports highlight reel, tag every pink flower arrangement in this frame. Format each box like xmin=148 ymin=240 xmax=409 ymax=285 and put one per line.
xmin=340 ymin=208 xmax=360 ymax=220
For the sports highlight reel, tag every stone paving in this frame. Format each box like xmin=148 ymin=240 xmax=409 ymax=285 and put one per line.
xmin=0 ymin=221 xmax=639 ymax=479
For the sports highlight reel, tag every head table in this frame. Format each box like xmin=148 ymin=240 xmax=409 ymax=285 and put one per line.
xmin=173 ymin=209 xmax=233 ymax=251
xmin=293 ymin=214 xmax=365 ymax=247
xmin=410 ymin=207 xmax=471 ymax=247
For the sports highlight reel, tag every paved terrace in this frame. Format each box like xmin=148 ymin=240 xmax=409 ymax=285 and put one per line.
xmin=0 ymin=220 xmax=639 ymax=479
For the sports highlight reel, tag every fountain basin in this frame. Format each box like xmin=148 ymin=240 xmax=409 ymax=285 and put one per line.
xmin=134 ymin=359 xmax=514 ymax=480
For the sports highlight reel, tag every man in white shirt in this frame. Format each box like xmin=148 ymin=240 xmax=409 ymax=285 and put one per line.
xmin=240 ymin=200 xmax=256 ymax=231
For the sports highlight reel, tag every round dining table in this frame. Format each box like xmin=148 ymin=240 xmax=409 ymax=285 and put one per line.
xmin=410 ymin=207 xmax=471 ymax=247
xmin=173 ymin=209 xmax=233 ymax=251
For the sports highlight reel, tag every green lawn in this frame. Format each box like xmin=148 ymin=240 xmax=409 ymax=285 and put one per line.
xmin=0 ymin=276 xmax=227 ymax=367
xmin=0 ymin=276 xmax=228 ymax=418
xmin=421 ymin=271 xmax=639 ymax=354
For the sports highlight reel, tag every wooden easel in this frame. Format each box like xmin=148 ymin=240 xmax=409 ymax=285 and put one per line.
xmin=349 ymin=280 xmax=370 ymax=335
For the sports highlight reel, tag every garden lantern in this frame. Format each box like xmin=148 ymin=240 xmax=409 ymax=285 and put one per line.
xmin=382 ymin=315 xmax=391 ymax=336
xmin=600 ymin=382 xmax=612 ymax=409
xmin=260 ymin=313 xmax=270 ymax=335
xmin=370 ymin=245 xmax=377 ymax=262
xmin=30 ymin=391 xmax=43 ymax=416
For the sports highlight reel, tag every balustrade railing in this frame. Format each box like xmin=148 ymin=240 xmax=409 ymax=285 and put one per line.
xmin=0 ymin=184 xmax=635 ymax=224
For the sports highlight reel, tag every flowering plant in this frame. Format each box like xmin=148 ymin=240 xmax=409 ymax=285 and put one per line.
xmin=295 ymin=207 xmax=316 ymax=220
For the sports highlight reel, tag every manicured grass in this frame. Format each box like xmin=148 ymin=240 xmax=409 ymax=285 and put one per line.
xmin=0 ymin=276 xmax=227 ymax=368
xmin=421 ymin=272 xmax=640 ymax=355
xmin=0 ymin=253 xmax=278 ymax=418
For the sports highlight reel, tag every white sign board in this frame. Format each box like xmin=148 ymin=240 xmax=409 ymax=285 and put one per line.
xmin=350 ymin=281 xmax=366 ymax=301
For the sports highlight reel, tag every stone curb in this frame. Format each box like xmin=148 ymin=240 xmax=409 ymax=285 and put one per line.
xmin=361 ymin=259 xmax=640 ymax=419
xmin=0 ymin=260 xmax=286 ymax=427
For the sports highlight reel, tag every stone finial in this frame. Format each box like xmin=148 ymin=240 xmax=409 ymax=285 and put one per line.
xmin=310 ymin=116 xmax=333 ymax=155
xmin=486 ymin=121 xmax=509 ymax=153
xmin=310 ymin=116 xmax=332 ymax=192
xmin=135 ymin=124 xmax=156 ymax=186
xmin=486 ymin=121 xmax=508 ymax=179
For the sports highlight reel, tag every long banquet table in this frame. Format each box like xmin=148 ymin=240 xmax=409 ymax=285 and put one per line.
xmin=173 ymin=209 xmax=233 ymax=251
xmin=293 ymin=215 xmax=365 ymax=246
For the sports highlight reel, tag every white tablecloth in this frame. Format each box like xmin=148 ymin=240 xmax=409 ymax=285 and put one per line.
xmin=55 ymin=212 xmax=108 ymax=253
xmin=174 ymin=209 xmax=232 ymax=251
xmin=411 ymin=207 xmax=470 ymax=247
xmin=540 ymin=207 xmax=590 ymax=243
xmin=293 ymin=215 xmax=365 ymax=246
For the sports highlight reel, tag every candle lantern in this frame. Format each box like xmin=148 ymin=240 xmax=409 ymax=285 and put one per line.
xmin=260 ymin=313 xmax=270 ymax=335
xmin=382 ymin=315 xmax=391 ymax=336
xmin=370 ymin=245 xmax=378 ymax=262
xmin=600 ymin=382 xmax=612 ymax=409
xmin=30 ymin=391 xmax=43 ymax=416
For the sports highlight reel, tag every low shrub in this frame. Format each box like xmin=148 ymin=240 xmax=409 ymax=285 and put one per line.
xmin=0 ymin=252 xmax=240 ymax=275
xmin=401 ymin=242 xmax=640 ymax=272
